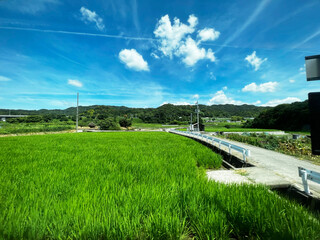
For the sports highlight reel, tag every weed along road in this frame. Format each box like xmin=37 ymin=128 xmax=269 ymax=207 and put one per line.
xmin=170 ymin=130 xmax=320 ymax=197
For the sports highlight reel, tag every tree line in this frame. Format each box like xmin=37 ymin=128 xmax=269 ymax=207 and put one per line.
xmin=1 ymin=101 xmax=310 ymax=131
xmin=0 ymin=103 xmax=269 ymax=124
xmin=245 ymin=100 xmax=309 ymax=131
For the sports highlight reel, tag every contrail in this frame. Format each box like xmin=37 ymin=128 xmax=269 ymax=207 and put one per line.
xmin=1 ymin=26 xmax=314 ymax=54
xmin=202 ymin=42 xmax=316 ymax=53
xmin=292 ymin=28 xmax=320 ymax=50
xmin=0 ymin=26 xmax=156 ymax=41
xmin=215 ymin=0 xmax=271 ymax=53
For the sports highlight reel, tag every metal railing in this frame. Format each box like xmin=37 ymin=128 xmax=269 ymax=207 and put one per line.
xmin=298 ymin=167 xmax=320 ymax=195
xmin=169 ymin=130 xmax=250 ymax=162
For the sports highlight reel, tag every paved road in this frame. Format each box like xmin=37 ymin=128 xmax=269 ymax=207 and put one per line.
xmin=207 ymin=135 xmax=320 ymax=196
xmin=169 ymin=130 xmax=320 ymax=197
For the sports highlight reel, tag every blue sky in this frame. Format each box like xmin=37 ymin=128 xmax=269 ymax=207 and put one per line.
xmin=0 ymin=0 xmax=320 ymax=109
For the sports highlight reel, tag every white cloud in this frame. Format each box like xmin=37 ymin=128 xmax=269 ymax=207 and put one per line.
xmin=223 ymin=86 xmax=227 ymax=90
xmin=245 ymin=51 xmax=267 ymax=71
xmin=209 ymin=72 xmax=216 ymax=80
xmin=206 ymin=48 xmax=216 ymax=62
xmin=188 ymin=15 xmax=198 ymax=28
xmin=253 ymin=100 xmax=261 ymax=105
xmin=153 ymin=14 xmax=218 ymax=66
xmin=119 ymin=49 xmax=149 ymax=71
xmin=192 ymin=94 xmax=199 ymax=99
xmin=0 ymin=76 xmax=11 ymax=81
xmin=197 ymin=28 xmax=220 ymax=42
xmin=299 ymin=64 xmax=306 ymax=74
xmin=151 ymin=52 xmax=160 ymax=59
xmin=80 ymin=7 xmax=105 ymax=31
xmin=289 ymin=79 xmax=295 ymax=83
xmin=161 ymin=101 xmax=191 ymax=106
xmin=242 ymin=82 xmax=278 ymax=92
xmin=50 ymin=100 xmax=73 ymax=107
xmin=207 ymin=90 xmax=243 ymax=105
xmin=176 ymin=37 xmax=216 ymax=66
xmin=262 ymin=97 xmax=301 ymax=107
xmin=154 ymin=14 xmax=197 ymax=58
xmin=68 ymin=79 xmax=83 ymax=87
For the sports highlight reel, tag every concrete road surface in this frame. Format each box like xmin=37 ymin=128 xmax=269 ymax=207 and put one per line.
xmin=207 ymin=135 xmax=320 ymax=197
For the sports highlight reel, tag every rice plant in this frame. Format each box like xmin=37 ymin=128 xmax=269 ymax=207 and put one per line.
xmin=0 ymin=132 xmax=319 ymax=239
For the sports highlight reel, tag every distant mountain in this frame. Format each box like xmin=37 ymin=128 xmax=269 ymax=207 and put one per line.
xmin=0 ymin=106 xmax=97 ymax=116
xmin=247 ymin=100 xmax=309 ymax=131
xmin=0 ymin=104 xmax=270 ymax=123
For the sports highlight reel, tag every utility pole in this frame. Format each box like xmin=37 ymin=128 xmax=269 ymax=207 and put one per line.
xmin=196 ymin=101 xmax=200 ymax=131
xmin=190 ymin=113 xmax=193 ymax=131
xmin=76 ymin=92 xmax=79 ymax=132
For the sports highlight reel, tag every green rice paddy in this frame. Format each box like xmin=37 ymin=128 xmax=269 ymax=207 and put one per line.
xmin=0 ymin=132 xmax=319 ymax=239
xmin=0 ymin=122 xmax=74 ymax=135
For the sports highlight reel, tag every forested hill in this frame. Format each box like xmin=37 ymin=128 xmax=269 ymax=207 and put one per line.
xmin=0 ymin=105 xmax=136 ymax=116
xmin=0 ymin=104 xmax=269 ymax=120
xmin=247 ymin=100 xmax=309 ymax=131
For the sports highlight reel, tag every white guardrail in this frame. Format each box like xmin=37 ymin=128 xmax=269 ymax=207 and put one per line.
xmin=298 ymin=167 xmax=320 ymax=195
xmin=170 ymin=130 xmax=250 ymax=162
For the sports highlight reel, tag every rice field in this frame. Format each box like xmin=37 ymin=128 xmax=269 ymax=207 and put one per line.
xmin=0 ymin=132 xmax=319 ymax=239
xmin=0 ymin=122 xmax=74 ymax=135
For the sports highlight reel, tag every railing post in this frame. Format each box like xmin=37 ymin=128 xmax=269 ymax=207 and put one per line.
xmin=219 ymin=141 xmax=221 ymax=149
xmin=301 ymin=170 xmax=310 ymax=194
xmin=242 ymin=149 xmax=246 ymax=163
xmin=228 ymin=144 xmax=231 ymax=154
xmin=247 ymin=149 xmax=251 ymax=157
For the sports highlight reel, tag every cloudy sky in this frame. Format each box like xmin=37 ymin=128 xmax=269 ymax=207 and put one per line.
xmin=0 ymin=0 xmax=320 ymax=109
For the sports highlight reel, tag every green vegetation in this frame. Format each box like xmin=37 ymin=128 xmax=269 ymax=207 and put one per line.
xmin=225 ymin=133 xmax=320 ymax=165
xmin=99 ymin=117 xmax=121 ymax=130
xmin=246 ymin=100 xmax=309 ymax=132
xmin=1 ymin=132 xmax=319 ymax=239
xmin=1 ymin=103 xmax=269 ymax=125
xmin=0 ymin=102 xmax=280 ymax=134
xmin=1 ymin=100 xmax=310 ymax=134
xmin=0 ymin=122 xmax=74 ymax=134
xmin=0 ymin=114 xmax=76 ymax=135
xmin=205 ymin=127 xmax=278 ymax=133
xmin=180 ymin=122 xmax=279 ymax=133
xmin=78 ymin=104 xmax=269 ymax=124
xmin=132 ymin=123 xmax=187 ymax=129
xmin=118 ymin=117 xmax=132 ymax=128
xmin=204 ymin=122 xmax=278 ymax=133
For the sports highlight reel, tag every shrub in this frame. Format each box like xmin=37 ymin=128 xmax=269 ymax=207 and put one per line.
xmin=119 ymin=117 xmax=132 ymax=128
xmin=88 ymin=122 xmax=96 ymax=128
xmin=99 ymin=118 xmax=120 ymax=130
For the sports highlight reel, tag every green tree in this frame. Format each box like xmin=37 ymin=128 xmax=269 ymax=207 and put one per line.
xmin=119 ymin=117 xmax=132 ymax=128
xmin=99 ymin=118 xmax=120 ymax=130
